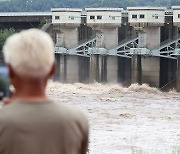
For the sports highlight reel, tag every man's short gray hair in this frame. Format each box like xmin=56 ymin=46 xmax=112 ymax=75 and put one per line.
xmin=3 ymin=29 xmax=55 ymax=78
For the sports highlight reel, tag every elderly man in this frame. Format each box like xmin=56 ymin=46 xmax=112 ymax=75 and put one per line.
xmin=0 ymin=29 xmax=89 ymax=154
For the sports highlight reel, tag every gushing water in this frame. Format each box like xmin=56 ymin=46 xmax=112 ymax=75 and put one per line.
xmin=47 ymin=81 xmax=180 ymax=154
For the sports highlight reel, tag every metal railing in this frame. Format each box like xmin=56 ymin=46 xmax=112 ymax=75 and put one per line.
xmin=152 ymin=33 xmax=180 ymax=50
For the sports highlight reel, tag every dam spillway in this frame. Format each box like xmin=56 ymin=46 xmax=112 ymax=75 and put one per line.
xmin=51 ymin=7 xmax=180 ymax=91
xmin=0 ymin=7 xmax=177 ymax=91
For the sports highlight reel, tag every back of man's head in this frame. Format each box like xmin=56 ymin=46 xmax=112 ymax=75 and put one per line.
xmin=3 ymin=29 xmax=55 ymax=78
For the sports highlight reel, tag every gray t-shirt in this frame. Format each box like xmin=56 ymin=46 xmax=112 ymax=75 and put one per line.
xmin=0 ymin=101 xmax=89 ymax=154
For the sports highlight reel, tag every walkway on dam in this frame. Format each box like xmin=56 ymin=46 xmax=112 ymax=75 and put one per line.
xmin=55 ymin=35 xmax=180 ymax=60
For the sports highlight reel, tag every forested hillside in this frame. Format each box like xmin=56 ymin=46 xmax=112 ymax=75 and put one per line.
xmin=0 ymin=0 xmax=179 ymax=12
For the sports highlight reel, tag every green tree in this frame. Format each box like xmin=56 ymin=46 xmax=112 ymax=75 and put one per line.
xmin=0 ymin=28 xmax=15 ymax=51
xmin=38 ymin=18 xmax=47 ymax=29
xmin=0 ymin=0 xmax=177 ymax=11
xmin=171 ymin=0 xmax=180 ymax=6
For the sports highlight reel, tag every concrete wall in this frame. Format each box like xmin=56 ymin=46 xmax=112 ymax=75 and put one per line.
xmin=54 ymin=55 xmax=176 ymax=90
xmin=103 ymin=28 xmax=118 ymax=49
xmin=53 ymin=54 xmax=67 ymax=82
xmin=177 ymin=56 xmax=180 ymax=92
xmin=95 ymin=31 xmax=104 ymax=48
xmin=52 ymin=18 xmax=178 ymax=90
xmin=54 ymin=54 xmax=60 ymax=81
xmin=95 ymin=28 xmax=118 ymax=49
xmin=89 ymin=55 xmax=107 ymax=82
xmin=131 ymin=55 xmax=142 ymax=84
xmin=66 ymin=56 xmax=79 ymax=83
xmin=59 ymin=55 xmax=67 ymax=83
xmin=141 ymin=57 xmax=160 ymax=87
xmin=54 ymin=55 xmax=90 ymax=83
xmin=124 ymin=58 xmax=131 ymax=86
xmin=89 ymin=55 xmax=97 ymax=82
xmin=107 ymin=56 xmax=118 ymax=83
xmin=56 ymin=27 xmax=79 ymax=49
xmin=55 ymin=55 xmax=130 ymax=85
xmin=138 ymin=27 xmax=161 ymax=49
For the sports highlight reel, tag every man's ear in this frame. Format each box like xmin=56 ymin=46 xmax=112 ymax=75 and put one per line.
xmin=48 ymin=62 xmax=56 ymax=77
xmin=6 ymin=64 xmax=16 ymax=79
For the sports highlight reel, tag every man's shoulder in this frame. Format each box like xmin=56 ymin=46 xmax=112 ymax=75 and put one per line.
xmin=0 ymin=102 xmax=17 ymax=116
xmin=0 ymin=101 xmax=88 ymax=128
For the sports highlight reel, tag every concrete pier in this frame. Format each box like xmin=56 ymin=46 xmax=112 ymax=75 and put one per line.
xmin=54 ymin=54 xmax=67 ymax=82
xmin=95 ymin=28 xmax=118 ymax=49
xmin=177 ymin=56 xmax=180 ymax=92
xmin=131 ymin=55 xmax=142 ymax=85
xmin=89 ymin=27 xmax=119 ymax=83
xmin=52 ymin=8 xmax=82 ymax=48
xmin=141 ymin=57 xmax=160 ymax=87
xmin=107 ymin=56 xmax=118 ymax=83
xmin=56 ymin=27 xmax=79 ymax=49
xmin=127 ymin=7 xmax=166 ymax=88
xmin=66 ymin=56 xmax=79 ymax=83
xmin=59 ymin=55 xmax=67 ymax=83
xmin=131 ymin=27 xmax=161 ymax=87
xmin=138 ymin=27 xmax=161 ymax=49
xmin=89 ymin=55 xmax=107 ymax=83
xmin=85 ymin=8 xmax=122 ymax=49
xmin=54 ymin=54 xmax=60 ymax=81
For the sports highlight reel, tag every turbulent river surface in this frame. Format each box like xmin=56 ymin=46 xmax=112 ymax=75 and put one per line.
xmin=46 ymin=81 xmax=180 ymax=154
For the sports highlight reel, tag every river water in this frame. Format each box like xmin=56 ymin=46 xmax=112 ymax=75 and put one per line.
xmin=46 ymin=81 xmax=180 ymax=154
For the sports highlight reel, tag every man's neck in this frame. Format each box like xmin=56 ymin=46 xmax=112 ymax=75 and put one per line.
xmin=13 ymin=80 xmax=48 ymax=102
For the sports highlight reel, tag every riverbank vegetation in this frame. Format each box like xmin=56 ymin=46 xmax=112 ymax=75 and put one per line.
xmin=0 ymin=0 xmax=179 ymax=12
xmin=0 ymin=28 xmax=15 ymax=51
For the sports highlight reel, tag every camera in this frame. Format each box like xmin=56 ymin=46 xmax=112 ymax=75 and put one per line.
xmin=0 ymin=66 xmax=10 ymax=100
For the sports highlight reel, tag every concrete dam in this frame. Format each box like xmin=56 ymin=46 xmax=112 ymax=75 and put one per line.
xmin=50 ymin=7 xmax=180 ymax=91
xmin=0 ymin=7 xmax=179 ymax=91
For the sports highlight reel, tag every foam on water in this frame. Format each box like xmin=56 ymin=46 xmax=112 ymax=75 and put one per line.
xmin=46 ymin=81 xmax=180 ymax=154
xmin=47 ymin=81 xmax=163 ymax=94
